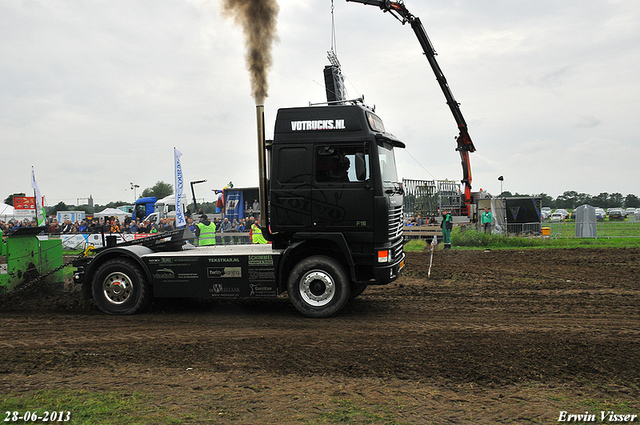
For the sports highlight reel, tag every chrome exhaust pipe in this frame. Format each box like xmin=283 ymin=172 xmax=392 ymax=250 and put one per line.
xmin=256 ymin=104 xmax=272 ymax=241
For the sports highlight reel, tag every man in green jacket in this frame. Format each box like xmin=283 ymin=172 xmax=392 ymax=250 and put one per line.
xmin=196 ymin=214 xmax=217 ymax=246
xmin=481 ymin=207 xmax=493 ymax=234
xmin=440 ymin=209 xmax=453 ymax=250
xmin=251 ymin=216 xmax=268 ymax=244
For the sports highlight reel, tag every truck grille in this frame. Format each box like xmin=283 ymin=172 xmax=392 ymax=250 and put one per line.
xmin=388 ymin=205 xmax=404 ymax=240
xmin=391 ymin=239 xmax=404 ymax=261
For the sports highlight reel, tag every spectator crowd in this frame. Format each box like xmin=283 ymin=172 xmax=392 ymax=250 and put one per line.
xmin=404 ymin=214 xmax=438 ymax=226
xmin=0 ymin=215 xmax=259 ymax=237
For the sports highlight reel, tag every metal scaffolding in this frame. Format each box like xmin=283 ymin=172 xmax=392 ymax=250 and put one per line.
xmin=403 ymin=179 xmax=437 ymax=218
xmin=437 ymin=180 xmax=462 ymax=216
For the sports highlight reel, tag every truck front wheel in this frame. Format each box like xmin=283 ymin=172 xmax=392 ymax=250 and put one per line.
xmin=349 ymin=283 xmax=368 ymax=300
xmin=287 ymin=256 xmax=350 ymax=318
xmin=92 ymin=258 xmax=151 ymax=315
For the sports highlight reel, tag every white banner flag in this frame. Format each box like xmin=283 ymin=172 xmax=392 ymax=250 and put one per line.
xmin=174 ymin=148 xmax=186 ymax=228
xmin=31 ymin=167 xmax=46 ymax=226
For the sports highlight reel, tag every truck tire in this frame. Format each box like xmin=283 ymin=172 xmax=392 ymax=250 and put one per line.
xmin=92 ymin=258 xmax=151 ymax=315
xmin=287 ymin=256 xmax=350 ymax=318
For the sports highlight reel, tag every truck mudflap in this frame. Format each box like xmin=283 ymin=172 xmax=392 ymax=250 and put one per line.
xmin=372 ymin=252 xmax=405 ymax=285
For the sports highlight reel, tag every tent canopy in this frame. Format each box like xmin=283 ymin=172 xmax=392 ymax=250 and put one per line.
xmin=94 ymin=208 xmax=128 ymax=221
xmin=0 ymin=203 xmax=15 ymax=220
xmin=0 ymin=203 xmax=14 ymax=215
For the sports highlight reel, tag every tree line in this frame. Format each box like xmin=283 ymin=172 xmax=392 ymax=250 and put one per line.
xmin=502 ymin=191 xmax=640 ymax=210
xmin=4 ymin=181 xmax=176 ymax=216
xmin=4 ymin=180 xmax=229 ymax=217
xmin=6 ymin=184 xmax=640 ymax=216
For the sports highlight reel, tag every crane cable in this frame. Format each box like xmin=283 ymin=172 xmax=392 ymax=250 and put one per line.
xmin=403 ymin=148 xmax=437 ymax=180
xmin=330 ymin=0 xmax=437 ymax=182
xmin=330 ymin=0 xmax=337 ymax=54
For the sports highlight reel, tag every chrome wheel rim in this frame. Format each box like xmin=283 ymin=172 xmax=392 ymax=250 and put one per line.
xmin=299 ymin=269 xmax=335 ymax=307
xmin=102 ymin=271 xmax=134 ymax=305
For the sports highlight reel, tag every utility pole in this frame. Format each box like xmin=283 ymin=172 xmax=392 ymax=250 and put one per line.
xmin=130 ymin=182 xmax=140 ymax=202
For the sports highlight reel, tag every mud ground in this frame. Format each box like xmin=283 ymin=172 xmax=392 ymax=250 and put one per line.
xmin=1 ymin=248 xmax=639 ymax=424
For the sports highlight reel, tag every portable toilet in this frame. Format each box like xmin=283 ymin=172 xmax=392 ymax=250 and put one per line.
xmin=574 ymin=205 xmax=597 ymax=238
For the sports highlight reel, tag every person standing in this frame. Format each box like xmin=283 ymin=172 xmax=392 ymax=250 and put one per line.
xmin=481 ymin=207 xmax=493 ymax=234
xmin=221 ymin=217 xmax=232 ymax=233
xmin=246 ymin=216 xmax=255 ymax=233
xmin=440 ymin=209 xmax=453 ymax=250
xmin=250 ymin=216 xmax=268 ymax=244
xmin=186 ymin=217 xmax=196 ymax=233
xmin=221 ymin=217 xmax=232 ymax=244
xmin=195 ymin=214 xmax=217 ymax=246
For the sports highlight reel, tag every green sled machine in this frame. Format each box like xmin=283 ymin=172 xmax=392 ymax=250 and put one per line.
xmin=0 ymin=227 xmax=64 ymax=293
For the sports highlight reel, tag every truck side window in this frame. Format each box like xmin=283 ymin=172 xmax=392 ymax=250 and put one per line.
xmin=316 ymin=146 xmax=368 ymax=183
xmin=135 ymin=205 xmax=146 ymax=221
xmin=277 ymin=147 xmax=308 ymax=184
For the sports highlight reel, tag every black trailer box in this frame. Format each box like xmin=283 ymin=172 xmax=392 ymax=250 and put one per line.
xmin=505 ymin=197 xmax=542 ymax=234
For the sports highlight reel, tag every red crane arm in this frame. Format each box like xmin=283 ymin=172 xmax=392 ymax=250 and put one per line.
xmin=347 ymin=0 xmax=476 ymax=214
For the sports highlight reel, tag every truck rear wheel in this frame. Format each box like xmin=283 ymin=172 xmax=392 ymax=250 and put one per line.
xmin=287 ymin=256 xmax=350 ymax=318
xmin=92 ymin=258 xmax=151 ymax=315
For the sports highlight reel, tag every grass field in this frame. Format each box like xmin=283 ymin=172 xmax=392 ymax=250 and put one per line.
xmin=545 ymin=219 xmax=640 ymax=239
xmin=1 ymin=390 xmax=184 ymax=425
xmin=405 ymin=225 xmax=640 ymax=251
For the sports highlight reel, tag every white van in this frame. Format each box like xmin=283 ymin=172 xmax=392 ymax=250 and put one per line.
xmin=143 ymin=195 xmax=187 ymax=224
xmin=154 ymin=195 xmax=187 ymax=218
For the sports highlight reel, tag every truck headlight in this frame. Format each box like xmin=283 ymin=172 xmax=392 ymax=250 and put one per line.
xmin=377 ymin=250 xmax=390 ymax=263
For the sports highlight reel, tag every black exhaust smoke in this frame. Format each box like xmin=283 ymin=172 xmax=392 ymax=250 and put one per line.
xmin=221 ymin=0 xmax=279 ymax=105
xmin=222 ymin=0 xmax=278 ymax=239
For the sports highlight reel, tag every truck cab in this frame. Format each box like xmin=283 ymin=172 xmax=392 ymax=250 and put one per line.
xmin=153 ymin=195 xmax=187 ymax=220
xmin=132 ymin=197 xmax=156 ymax=222
xmin=268 ymin=103 xmax=405 ymax=285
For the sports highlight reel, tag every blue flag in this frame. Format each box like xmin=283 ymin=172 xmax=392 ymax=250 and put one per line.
xmin=174 ymin=148 xmax=186 ymax=228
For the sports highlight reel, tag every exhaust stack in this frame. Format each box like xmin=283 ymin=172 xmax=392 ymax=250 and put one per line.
xmin=256 ymin=104 xmax=272 ymax=241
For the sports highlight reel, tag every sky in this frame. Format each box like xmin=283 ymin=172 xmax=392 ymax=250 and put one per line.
xmin=2 ymin=0 xmax=639 ymax=207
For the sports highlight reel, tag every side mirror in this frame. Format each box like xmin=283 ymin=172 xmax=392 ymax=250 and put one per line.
xmin=355 ymin=153 xmax=367 ymax=181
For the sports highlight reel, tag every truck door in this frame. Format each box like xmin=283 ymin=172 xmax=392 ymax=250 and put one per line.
xmin=312 ymin=144 xmax=373 ymax=230
xmin=270 ymin=146 xmax=313 ymax=229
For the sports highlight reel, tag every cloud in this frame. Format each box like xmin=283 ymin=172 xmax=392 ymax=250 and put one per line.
xmin=574 ymin=115 xmax=601 ymax=129
xmin=2 ymin=0 xmax=640 ymax=206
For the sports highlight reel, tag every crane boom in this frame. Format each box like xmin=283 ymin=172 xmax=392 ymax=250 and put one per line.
xmin=347 ymin=0 xmax=476 ymax=215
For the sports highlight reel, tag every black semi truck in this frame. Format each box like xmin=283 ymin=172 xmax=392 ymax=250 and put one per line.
xmin=73 ymin=102 xmax=406 ymax=318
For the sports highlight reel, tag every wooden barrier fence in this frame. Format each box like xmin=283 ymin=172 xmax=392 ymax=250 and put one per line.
xmin=403 ymin=225 xmax=441 ymax=240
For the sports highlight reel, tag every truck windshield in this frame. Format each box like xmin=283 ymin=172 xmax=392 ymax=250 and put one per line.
xmin=378 ymin=142 xmax=399 ymax=186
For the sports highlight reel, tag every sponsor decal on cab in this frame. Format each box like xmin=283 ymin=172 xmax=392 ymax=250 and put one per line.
xmin=291 ymin=119 xmax=346 ymax=131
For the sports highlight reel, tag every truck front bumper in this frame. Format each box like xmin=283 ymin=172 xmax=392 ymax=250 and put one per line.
xmin=372 ymin=253 xmax=405 ymax=285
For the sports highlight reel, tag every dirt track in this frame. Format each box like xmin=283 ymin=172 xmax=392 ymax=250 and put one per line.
xmin=1 ymin=248 xmax=639 ymax=424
